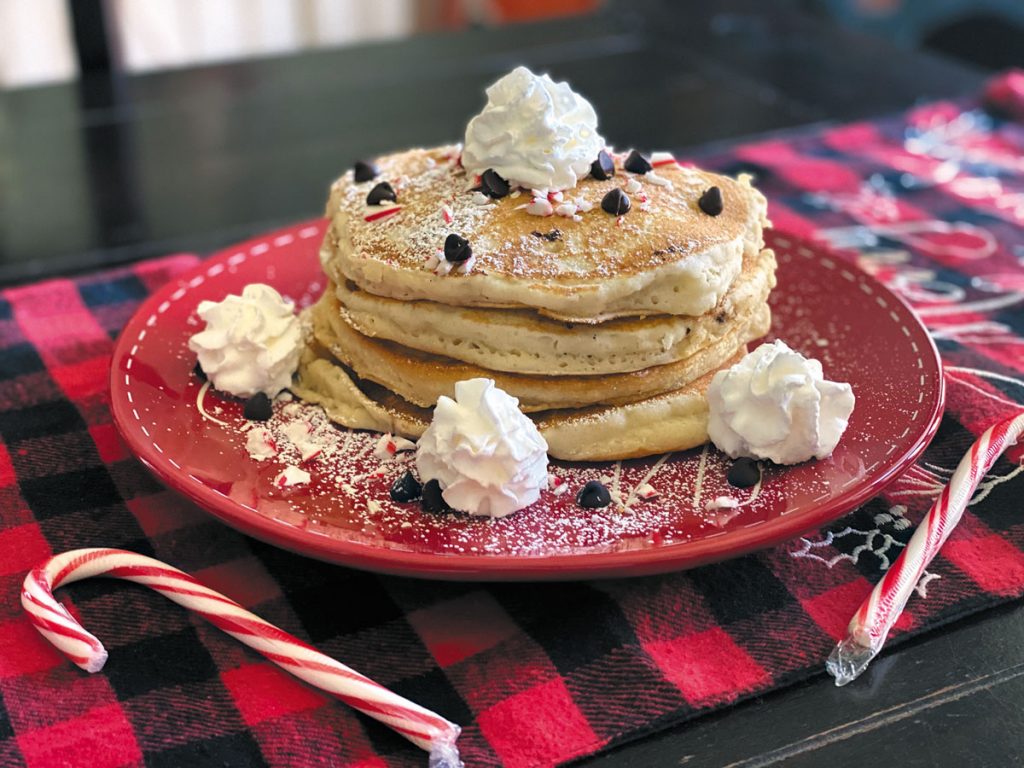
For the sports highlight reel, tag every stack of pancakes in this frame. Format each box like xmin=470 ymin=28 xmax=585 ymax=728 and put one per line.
xmin=294 ymin=147 xmax=775 ymax=461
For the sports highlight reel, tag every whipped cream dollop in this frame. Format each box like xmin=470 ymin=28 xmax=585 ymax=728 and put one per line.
xmin=188 ymin=284 xmax=302 ymax=398
xmin=416 ymin=378 xmax=549 ymax=518
xmin=707 ymin=341 xmax=855 ymax=465
xmin=462 ymin=66 xmax=604 ymax=191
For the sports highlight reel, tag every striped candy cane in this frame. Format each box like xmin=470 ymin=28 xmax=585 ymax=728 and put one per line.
xmin=21 ymin=549 xmax=462 ymax=767
xmin=828 ymin=411 xmax=1024 ymax=686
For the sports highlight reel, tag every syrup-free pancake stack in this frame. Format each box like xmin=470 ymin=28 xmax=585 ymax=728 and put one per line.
xmin=295 ymin=146 xmax=775 ymax=461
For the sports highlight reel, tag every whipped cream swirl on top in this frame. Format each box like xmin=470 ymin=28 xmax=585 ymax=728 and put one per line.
xmin=707 ymin=341 xmax=855 ymax=465
xmin=188 ymin=284 xmax=303 ymax=398
xmin=416 ymin=378 xmax=549 ymax=518
xmin=462 ymin=66 xmax=604 ymax=191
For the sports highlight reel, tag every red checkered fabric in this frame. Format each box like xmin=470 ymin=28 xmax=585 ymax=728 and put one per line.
xmin=2 ymin=74 xmax=1024 ymax=768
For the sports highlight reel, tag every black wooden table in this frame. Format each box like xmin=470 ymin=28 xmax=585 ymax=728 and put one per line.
xmin=5 ymin=2 xmax=1020 ymax=766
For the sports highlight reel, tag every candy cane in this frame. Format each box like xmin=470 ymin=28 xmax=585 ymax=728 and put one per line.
xmin=828 ymin=412 xmax=1024 ymax=686
xmin=21 ymin=549 xmax=462 ymax=767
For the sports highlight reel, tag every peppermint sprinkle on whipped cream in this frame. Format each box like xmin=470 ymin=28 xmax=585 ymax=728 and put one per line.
xmin=416 ymin=378 xmax=549 ymax=518
xmin=462 ymin=66 xmax=604 ymax=192
xmin=707 ymin=340 xmax=855 ymax=465
xmin=188 ymin=284 xmax=303 ymax=398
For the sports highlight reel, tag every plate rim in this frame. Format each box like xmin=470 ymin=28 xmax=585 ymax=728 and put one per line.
xmin=110 ymin=220 xmax=946 ymax=580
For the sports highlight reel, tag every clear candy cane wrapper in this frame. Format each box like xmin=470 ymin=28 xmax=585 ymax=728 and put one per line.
xmin=828 ymin=412 xmax=1024 ymax=686
xmin=21 ymin=548 xmax=463 ymax=767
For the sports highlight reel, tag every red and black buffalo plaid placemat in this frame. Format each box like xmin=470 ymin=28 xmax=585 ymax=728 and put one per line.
xmin=2 ymin=73 xmax=1024 ymax=768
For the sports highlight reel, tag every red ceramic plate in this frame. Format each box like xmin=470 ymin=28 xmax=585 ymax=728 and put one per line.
xmin=110 ymin=220 xmax=944 ymax=580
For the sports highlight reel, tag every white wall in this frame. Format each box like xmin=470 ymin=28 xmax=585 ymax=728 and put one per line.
xmin=0 ymin=0 xmax=78 ymax=88
xmin=0 ymin=0 xmax=417 ymax=87
xmin=108 ymin=0 xmax=416 ymax=73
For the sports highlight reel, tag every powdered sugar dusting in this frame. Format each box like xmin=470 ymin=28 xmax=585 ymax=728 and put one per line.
xmin=206 ymin=393 xmax=814 ymax=557
xmin=327 ymin=146 xmax=761 ymax=283
xmin=145 ymin=230 xmax=937 ymax=571
xmin=334 ymin=148 xmax=496 ymax=275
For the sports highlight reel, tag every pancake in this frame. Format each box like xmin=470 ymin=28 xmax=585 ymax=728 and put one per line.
xmin=334 ymin=247 xmax=776 ymax=375
xmin=321 ymin=146 xmax=769 ymax=322
xmin=308 ymin=289 xmax=768 ymax=412
xmin=292 ymin=340 xmax=741 ymax=462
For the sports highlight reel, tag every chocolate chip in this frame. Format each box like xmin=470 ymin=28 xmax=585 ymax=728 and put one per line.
xmin=623 ymin=150 xmax=652 ymax=174
xmin=531 ymin=229 xmax=562 ymax=242
xmin=444 ymin=233 xmax=472 ymax=263
xmin=601 ymin=188 xmax=631 ymax=215
xmin=479 ymin=169 xmax=510 ymax=199
xmin=390 ymin=471 xmax=422 ymax=503
xmin=366 ymin=182 xmax=397 ymax=206
xmin=193 ymin=361 xmax=207 ymax=381
xmin=590 ymin=149 xmax=615 ymax=180
xmin=353 ymin=160 xmax=379 ymax=182
xmin=698 ymin=186 xmax=724 ymax=216
xmin=577 ymin=480 xmax=612 ymax=508
xmin=421 ymin=479 xmax=450 ymax=513
xmin=243 ymin=393 xmax=273 ymax=421
xmin=727 ymin=457 xmax=760 ymax=488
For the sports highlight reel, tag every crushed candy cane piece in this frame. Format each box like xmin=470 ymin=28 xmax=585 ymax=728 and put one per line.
xmin=282 ymin=420 xmax=312 ymax=444
xmin=275 ymin=466 xmax=310 ymax=487
xmin=705 ymin=495 xmax=743 ymax=528
xmin=299 ymin=443 xmax=322 ymax=463
xmin=526 ymin=198 xmax=554 ymax=216
xmin=373 ymin=433 xmax=417 ymax=461
xmin=373 ymin=433 xmax=398 ymax=460
xmin=441 ymin=205 xmax=453 ymax=224
xmin=574 ymin=197 xmax=593 ymax=212
xmin=367 ymin=499 xmax=383 ymax=514
xmin=471 ymin=191 xmax=492 ymax=206
xmin=393 ymin=436 xmax=417 ymax=453
xmin=625 ymin=177 xmax=642 ymax=194
xmin=363 ymin=205 xmax=402 ymax=223
xmin=645 ymin=172 xmax=673 ymax=189
xmin=245 ymin=428 xmax=277 ymax=461
xmin=707 ymin=508 xmax=741 ymax=528
xmin=706 ymin=496 xmax=739 ymax=512
xmin=651 ymin=151 xmax=677 ymax=167
xmin=554 ymin=202 xmax=578 ymax=217
xmin=636 ymin=483 xmax=659 ymax=501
